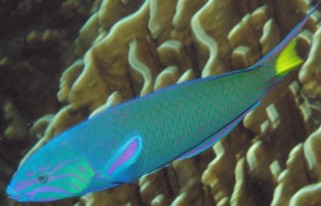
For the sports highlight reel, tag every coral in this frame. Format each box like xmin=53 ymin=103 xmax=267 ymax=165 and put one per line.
xmin=2 ymin=99 xmax=28 ymax=141
xmin=299 ymin=27 xmax=321 ymax=99
xmin=271 ymin=127 xmax=321 ymax=206
xmin=4 ymin=0 xmax=321 ymax=206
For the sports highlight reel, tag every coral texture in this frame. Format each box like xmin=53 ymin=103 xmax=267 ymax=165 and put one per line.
xmin=3 ymin=0 xmax=321 ymax=206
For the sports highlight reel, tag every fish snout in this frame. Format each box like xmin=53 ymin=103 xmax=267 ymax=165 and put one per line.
xmin=6 ymin=184 xmax=16 ymax=196
xmin=6 ymin=184 xmax=31 ymax=202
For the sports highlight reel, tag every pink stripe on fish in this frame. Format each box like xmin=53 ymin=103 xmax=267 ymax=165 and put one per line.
xmin=106 ymin=138 xmax=139 ymax=175
xmin=15 ymin=179 xmax=39 ymax=191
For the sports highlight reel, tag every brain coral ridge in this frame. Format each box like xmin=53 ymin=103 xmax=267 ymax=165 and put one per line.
xmin=5 ymin=0 xmax=321 ymax=205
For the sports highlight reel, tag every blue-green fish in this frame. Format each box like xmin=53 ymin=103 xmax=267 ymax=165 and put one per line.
xmin=6 ymin=0 xmax=321 ymax=202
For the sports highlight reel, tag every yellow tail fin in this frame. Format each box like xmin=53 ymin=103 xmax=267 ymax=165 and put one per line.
xmin=275 ymin=37 xmax=304 ymax=77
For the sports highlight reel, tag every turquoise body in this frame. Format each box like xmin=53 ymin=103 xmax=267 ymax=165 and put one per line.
xmin=6 ymin=0 xmax=321 ymax=202
xmin=78 ymin=64 xmax=271 ymax=177
xmin=8 ymin=65 xmax=272 ymax=202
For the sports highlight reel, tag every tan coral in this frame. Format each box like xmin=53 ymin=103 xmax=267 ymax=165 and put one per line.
xmin=230 ymin=158 xmax=259 ymax=205
xmin=231 ymin=46 xmax=252 ymax=69
xmin=89 ymin=91 xmax=123 ymax=119
xmin=303 ymin=127 xmax=321 ymax=182
xmin=68 ymin=51 xmax=110 ymax=111
xmin=282 ymin=128 xmax=321 ymax=206
xmin=202 ymin=139 xmax=235 ymax=204
xmin=30 ymin=114 xmax=55 ymax=140
xmin=77 ymin=185 xmax=140 ymax=206
xmin=58 ymin=60 xmax=85 ymax=103
xmin=274 ymin=0 xmax=309 ymax=33
xmin=177 ymin=69 xmax=196 ymax=83
xmin=67 ymin=0 xmax=152 ymax=109
xmin=2 ymin=100 xmax=28 ymax=141
xmin=75 ymin=13 xmax=100 ymax=56
xmin=271 ymin=144 xmax=309 ymax=206
xmin=128 ymin=38 xmax=157 ymax=96
xmin=148 ymin=0 xmax=177 ymax=41
xmin=139 ymin=169 xmax=173 ymax=205
xmin=170 ymin=158 xmax=203 ymax=205
xmin=228 ymin=6 xmax=268 ymax=68
xmin=173 ymin=0 xmax=207 ymax=32
xmin=260 ymin=19 xmax=281 ymax=55
xmin=272 ymin=127 xmax=321 ymax=206
xmin=157 ymin=40 xmax=189 ymax=71
xmin=98 ymin=0 xmax=144 ymax=31
xmin=288 ymin=81 xmax=315 ymax=133
xmin=299 ymin=27 xmax=321 ymax=99
xmin=289 ymin=182 xmax=321 ymax=206
xmin=153 ymin=66 xmax=180 ymax=91
xmin=150 ymin=194 xmax=168 ymax=206
xmin=191 ymin=0 xmax=236 ymax=77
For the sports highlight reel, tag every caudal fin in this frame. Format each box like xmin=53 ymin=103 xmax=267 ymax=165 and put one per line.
xmin=274 ymin=37 xmax=304 ymax=77
xmin=258 ymin=0 xmax=321 ymax=77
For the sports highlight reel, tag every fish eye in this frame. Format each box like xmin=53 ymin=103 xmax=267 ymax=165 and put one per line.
xmin=37 ymin=173 xmax=48 ymax=184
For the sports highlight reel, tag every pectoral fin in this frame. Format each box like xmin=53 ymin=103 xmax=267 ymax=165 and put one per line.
xmin=102 ymin=136 xmax=143 ymax=182
xmin=177 ymin=102 xmax=260 ymax=160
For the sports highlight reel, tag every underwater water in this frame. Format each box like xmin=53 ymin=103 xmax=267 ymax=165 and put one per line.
xmin=2 ymin=0 xmax=321 ymax=205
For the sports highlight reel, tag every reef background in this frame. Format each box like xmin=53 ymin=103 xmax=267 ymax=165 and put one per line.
xmin=1 ymin=0 xmax=321 ymax=205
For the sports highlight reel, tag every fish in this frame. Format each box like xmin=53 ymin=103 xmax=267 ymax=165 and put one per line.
xmin=6 ymin=0 xmax=321 ymax=202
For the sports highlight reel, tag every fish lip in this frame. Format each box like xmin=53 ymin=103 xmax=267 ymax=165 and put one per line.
xmin=6 ymin=184 xmax=31 ymax=202
xmin=8 ymin=194 xmax=31 ymax=202
xmin=6 ymin=184 xmax=16 ymax=196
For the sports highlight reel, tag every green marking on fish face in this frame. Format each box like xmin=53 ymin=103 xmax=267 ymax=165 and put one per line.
xmin=43 ymin=157 xmax=96 ymax=194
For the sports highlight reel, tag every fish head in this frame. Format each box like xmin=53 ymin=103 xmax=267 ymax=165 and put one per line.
xmin=6 ymin=142 xmax=96 ymax=202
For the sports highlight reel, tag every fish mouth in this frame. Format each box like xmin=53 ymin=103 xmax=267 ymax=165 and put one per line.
xmin=8 ymin=194 xmax=31 ymax=202
xmin=6 ymin=185 xmax=31 ymax=202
